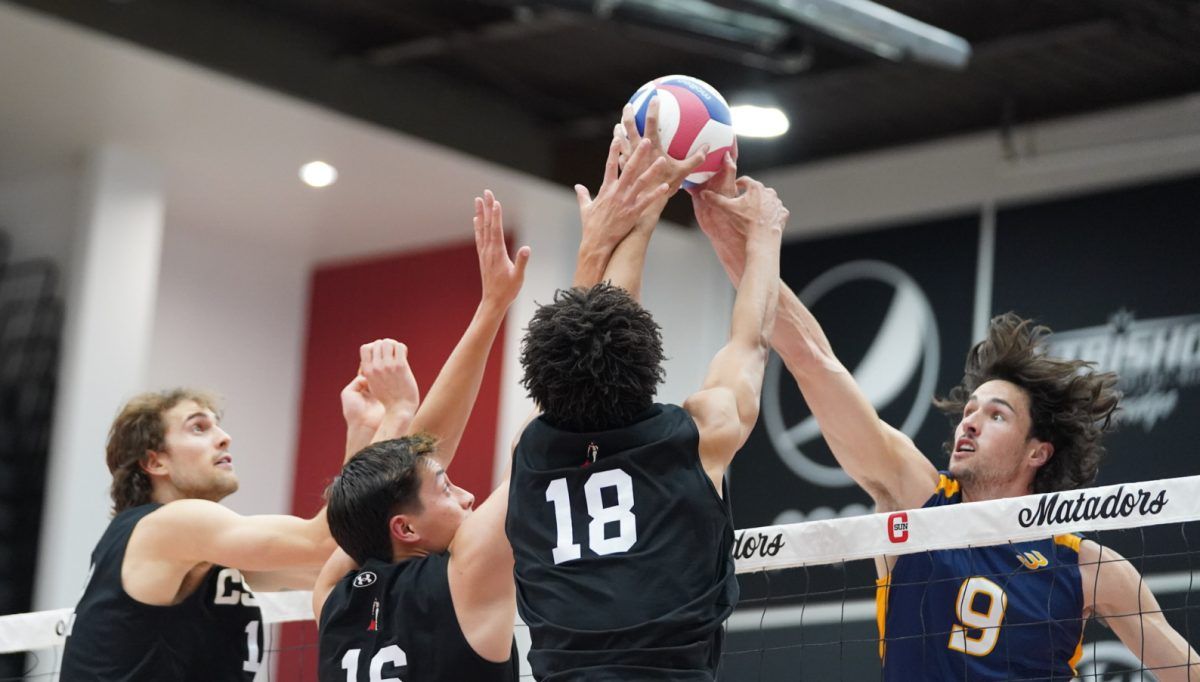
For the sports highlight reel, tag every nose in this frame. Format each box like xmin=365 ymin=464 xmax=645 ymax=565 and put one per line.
xmin=460 ymin=487 xmax=475 ymax=510
xmin=961 ymin=414 xmax=980 ymax=437
xmin=215 ymin=426 xmax=232 ymax=450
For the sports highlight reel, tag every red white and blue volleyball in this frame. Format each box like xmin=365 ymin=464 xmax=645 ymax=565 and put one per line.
xmin=627 ymin=75 xmax=737 ymax=189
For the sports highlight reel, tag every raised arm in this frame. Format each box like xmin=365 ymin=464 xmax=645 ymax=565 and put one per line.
xmin=598 ymin=100 xmax=707 ymax=300
xmin=572 ymin=131 xmax=672 ymax=289
xmin=135 ymin=498 xmax=336 ymax=575
xmin=1082 ymin=541 xmax=1200 ymax=681
xmin=683 ymin=178 xmax=784 ymax=488
xmin=356 ymin=339 xmax=420 ymax=447
xmin=406 ymin=190 xmax=529 ymax=470
xmin=445 ymin=479 xmax=515 ymax=663
xmin=312 ymin=547 xmax=358 ymax=623
xmin=693 ymin=163 xmax=937 ymax=511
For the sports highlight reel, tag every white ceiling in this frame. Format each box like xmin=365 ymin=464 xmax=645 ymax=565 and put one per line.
xmin=0 ymin=2 xmax=574 ymax=265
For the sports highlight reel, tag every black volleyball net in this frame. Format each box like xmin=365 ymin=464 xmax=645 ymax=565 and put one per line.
xmin=6 ymin=475 xmax=1200 ymax=681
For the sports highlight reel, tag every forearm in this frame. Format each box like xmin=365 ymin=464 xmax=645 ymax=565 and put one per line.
xmin=770 ymin=282 xmax=840 ymax=379
xmin=344 ymin=423 xmax=376 ymax=461
xmin=573 ymin=236 xmax=615 ymax=288
xmin=601 ymin=223 xmax=654 ymax=301
xmin=1125 ymin=612 xmax=1200 ymax=681
xmin=729 ymin=234 xmax=780 ymax=351
xmin=409 ymin=300 xmax=507 ymax=467
xmin=300 ymin=508 xmax=337 ymax=559
xmin=370 ymin=405 xmax=416 ymax=444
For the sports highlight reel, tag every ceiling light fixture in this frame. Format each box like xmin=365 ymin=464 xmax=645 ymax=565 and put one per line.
xmin=299 ymin=161 xmax=338 ymax=188
xmin=731 ymin=105 xmax=790 ymax=138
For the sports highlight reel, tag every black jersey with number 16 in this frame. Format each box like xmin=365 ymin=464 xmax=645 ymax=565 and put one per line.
xmin=317 ymin=553 xmax=519 ymax=682
xmin=506 ymin=403 xmax=739 ymax=682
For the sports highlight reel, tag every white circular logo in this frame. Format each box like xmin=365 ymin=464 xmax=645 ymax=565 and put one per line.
xmin=352 ymin=571 xmax=377 ymax=588
xmin=762 ymin=260 xmax=940 ymax=487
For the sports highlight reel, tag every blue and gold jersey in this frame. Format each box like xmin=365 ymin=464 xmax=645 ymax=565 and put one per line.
xmin=878 ymin=474 xmax=1084 ymax=681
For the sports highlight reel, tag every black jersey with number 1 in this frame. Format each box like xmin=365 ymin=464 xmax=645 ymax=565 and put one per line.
xmin=60 ymin=503 xmax=263 ymax=682
xmin=507 ymin=403 xmax=739 ymax=682
xmin=317 ymin=552 xmax=519 ymax=682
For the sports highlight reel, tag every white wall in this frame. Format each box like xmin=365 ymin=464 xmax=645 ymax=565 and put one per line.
xmin=36 ymin=146 xmax=165 ymax=611
xmin=144 ymin=215 xmax=311 ymax=517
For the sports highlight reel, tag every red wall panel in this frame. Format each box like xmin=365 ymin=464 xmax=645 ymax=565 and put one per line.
xmin=278 ymin=239 xmax=505 ymax=677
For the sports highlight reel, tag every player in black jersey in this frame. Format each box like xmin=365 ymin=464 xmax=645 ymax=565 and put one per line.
xmin=314 ymin=190 xmax=530 ymax=682
xmin=60 ymin=339 xmax=419 ymax=682
xmin=507 ymin=101 xmax=788 ymax=681
xmin=695 ymin=154 xmax=1200 ymax=679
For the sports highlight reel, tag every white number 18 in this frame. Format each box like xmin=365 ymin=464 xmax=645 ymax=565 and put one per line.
xmin=545 ymin=469 xmax=638 ymax=565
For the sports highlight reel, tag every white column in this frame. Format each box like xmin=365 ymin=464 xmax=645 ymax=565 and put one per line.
xmin=34 ymin=145 xmax=165 ymax=610
xmin=492 ymin=193 xmax=580 ymax=487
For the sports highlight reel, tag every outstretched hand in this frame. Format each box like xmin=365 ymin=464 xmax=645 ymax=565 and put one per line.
xmin=618 ymin=97 xmax=709 ymax=196
xmin=475 ymin=190 xmax=531 ymax=308
xmin=359 ymin=339 xmax=420 ymax=417
xmin=340 ymin=374 xmax=385 ymax=433
xmin=575 ymin=134 xmax=673 ymax=252
xmin=694 ymin=171 xmax=788 ymax=278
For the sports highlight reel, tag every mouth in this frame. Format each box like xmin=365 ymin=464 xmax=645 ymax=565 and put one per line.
xmin=952 ymin=438 xmax=976 ymax=457
xmin=215 ymin=454 xmax=234 ymax=469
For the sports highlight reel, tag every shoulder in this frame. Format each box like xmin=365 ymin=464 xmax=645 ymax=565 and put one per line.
xmin=1053 ymin=533 xmax=1083 ymax=555
xmin=929 ymin=472 xmax=961 ymax=503
xmin=143 ymin=498 xmax=235 ymax=526
xmin=682 ymin=389 xmax=739 ymax=442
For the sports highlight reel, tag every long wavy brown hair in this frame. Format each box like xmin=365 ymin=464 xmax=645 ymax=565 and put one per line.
xmin=935 ymin=313 xmax=1120 ymax=494
xmin=106 ymin=389 xmax=221 ymax=515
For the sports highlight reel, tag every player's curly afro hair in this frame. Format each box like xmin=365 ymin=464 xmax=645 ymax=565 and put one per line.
xmin=935 ymin=313 xmax=1121 ymax=494
xmin=520 ymin=283 xmax=665 ymax=431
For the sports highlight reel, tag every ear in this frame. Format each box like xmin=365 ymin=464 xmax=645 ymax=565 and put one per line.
xmin=141 ymin=450 xmax=169 ymax=477
xmin=389 ymin=513 xmax=420 ymax=546
xmin=1029 ymin=440 xmax=1054 ymax=468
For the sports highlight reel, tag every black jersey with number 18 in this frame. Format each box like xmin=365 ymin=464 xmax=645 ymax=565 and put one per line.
xmin=507 ymin=403 xmax=739 ymax=682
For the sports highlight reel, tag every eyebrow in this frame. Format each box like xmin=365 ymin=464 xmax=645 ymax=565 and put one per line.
xmin=968 ymin=395 xmax=1016 ymax=413
xmin=183 ymin=412 xmax=214 ymax=424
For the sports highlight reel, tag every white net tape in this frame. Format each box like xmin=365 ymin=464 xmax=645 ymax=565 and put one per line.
xmin=3 ymin=475 xmax=1198 ymax=678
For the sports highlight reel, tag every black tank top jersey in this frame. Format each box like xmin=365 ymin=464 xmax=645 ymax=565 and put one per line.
xmin=60 ymin=503 xmax=264 ymax=682
xmin=317 ymin=552 xmax=518 ymax=682
xmin=506 ymin=403 xmax=739 ymax=681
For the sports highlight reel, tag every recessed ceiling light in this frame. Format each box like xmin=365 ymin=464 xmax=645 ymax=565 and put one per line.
xmin=299 ymin=161 xmax=338 ymax=188
xmin=731 ymin=105 xmax=790 ymax=138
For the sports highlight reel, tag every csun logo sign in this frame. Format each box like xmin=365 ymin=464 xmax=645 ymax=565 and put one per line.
xmin=887 ymin=512 xmax=909 ymax=543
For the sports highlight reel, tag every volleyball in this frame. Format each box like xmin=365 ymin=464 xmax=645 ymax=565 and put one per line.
xmin=627 ymin=75 xmax=737 ymax=189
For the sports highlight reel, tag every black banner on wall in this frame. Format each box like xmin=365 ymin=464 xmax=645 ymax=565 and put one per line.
xmin=729 ymin=213 xmax=979 ymax=529
xmin=992 ymin=173 xmax=1200 ymax=487
xmin=987 ymin=173 xmax=1200 ymax=678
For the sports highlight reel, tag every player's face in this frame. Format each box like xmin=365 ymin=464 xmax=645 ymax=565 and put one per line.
xmin=156 ymin=400 xmax=239 ymax=502
xmin=948 ymin=379 xmax=1043 ymax=490
xmin=410 ymin=460 xmax=475 ymax=553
